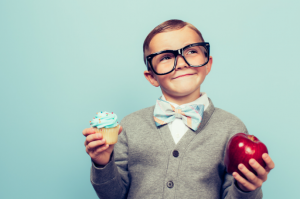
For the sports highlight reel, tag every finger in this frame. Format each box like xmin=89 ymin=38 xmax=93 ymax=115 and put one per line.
xmin=262 ymin=153 xmax=275 ymax=172
xmin=238 ymin=164 xmax=263 ymax=188
xmin=94 ymin=143 xmax=110 ymax=154
xmin=88 ymin=144 xmax=110 ymax=160
xmin=118 ymin=125 xmax=123 ymax=135
xmin=85 ymin=142 xmax=109 ymax=155
xmin=249 ymin=159 xmax=267 ymax=181
xmin=86 ymin=139 xmax=107 ymax=151
xmin=86 ymin=133 xmax=103 ymax=143
xmin=82 ymin=128 xmax=95 ymax=137
xmin=232 ymin=172 xmax=256 ymax=191
xmin=84 ymin=133 xmax=102 ymax=146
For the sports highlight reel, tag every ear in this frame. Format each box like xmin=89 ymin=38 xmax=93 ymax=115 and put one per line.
xmin=205 ymin=56 xmax=213 ymax=75
xmin=144 ymin=70 xmax=160 ymax=87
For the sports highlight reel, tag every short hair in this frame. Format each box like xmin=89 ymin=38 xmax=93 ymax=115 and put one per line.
xmin=143 ymin=19 xmax=205 ymax=69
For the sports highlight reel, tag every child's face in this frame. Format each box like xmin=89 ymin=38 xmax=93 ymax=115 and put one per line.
xmin=144 ymin=26 xmax=212 ymax=102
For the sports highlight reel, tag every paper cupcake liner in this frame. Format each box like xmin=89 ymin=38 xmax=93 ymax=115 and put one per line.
xmin=94 ymin=125 xmax=120 ymax=145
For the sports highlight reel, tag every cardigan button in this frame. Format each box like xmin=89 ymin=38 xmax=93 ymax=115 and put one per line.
xmin=173 ymin=150 xmax=179 ymax=157
xmin=167 ymin=181 xmax=174 ymax=188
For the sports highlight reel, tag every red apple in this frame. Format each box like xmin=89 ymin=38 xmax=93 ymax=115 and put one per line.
xmin=224 ymin=133 xmax=268 ymax=179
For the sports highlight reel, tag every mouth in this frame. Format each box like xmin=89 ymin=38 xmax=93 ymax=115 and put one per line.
xmin=173 ymin=73 xmax=195 ymax=79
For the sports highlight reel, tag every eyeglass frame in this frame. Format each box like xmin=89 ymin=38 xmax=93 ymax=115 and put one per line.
xmin=145 ymin=42 xmax=210 ymax=75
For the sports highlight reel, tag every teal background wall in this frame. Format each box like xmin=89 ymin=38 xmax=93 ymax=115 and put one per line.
xmin=1 ymin=0 xmax=299 ymax=198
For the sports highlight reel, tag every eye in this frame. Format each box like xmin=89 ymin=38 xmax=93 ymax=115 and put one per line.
xmin=187 ymin=50 xmax=198 ymax=55
xmin=160 ymin=55 xmax=172 ymax=62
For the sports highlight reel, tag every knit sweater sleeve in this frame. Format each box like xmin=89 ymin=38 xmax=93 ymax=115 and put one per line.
xmin=221 ymin=123 xmax=263 ymax=199
xmin=90 ymin=120 xmax=130 ymax=199
xmin=222 ymin=174 xmax=262 ymax=198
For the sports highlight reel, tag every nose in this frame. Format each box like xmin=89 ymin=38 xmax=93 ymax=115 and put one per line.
xmin=175 ymin=55 xmax=189 ymax=70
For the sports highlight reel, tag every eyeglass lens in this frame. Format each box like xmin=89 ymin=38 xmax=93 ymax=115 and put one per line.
xmin=151 ymin=45 xmax=208 ymax=74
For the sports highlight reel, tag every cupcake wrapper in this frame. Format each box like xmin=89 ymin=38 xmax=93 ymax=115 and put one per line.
xmin=94 ymin=125 xmax=120 ymax=145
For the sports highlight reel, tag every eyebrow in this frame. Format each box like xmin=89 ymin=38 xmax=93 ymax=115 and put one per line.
xmin=152 ymin=42 xmax=201 ymax=54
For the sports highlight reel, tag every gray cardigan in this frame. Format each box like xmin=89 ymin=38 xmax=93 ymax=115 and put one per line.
xmin=90 ymin=98 xmax=263 ymax=199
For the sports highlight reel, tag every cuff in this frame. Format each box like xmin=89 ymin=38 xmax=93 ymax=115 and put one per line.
xmin=231 ymin=179 xmax=262 ymax=198
xmin=90 ymin=152 xmax=119 ymax=185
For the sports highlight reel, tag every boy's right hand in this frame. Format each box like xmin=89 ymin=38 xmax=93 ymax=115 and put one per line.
xmin=82 ymin=126 xmax=123 ymax=166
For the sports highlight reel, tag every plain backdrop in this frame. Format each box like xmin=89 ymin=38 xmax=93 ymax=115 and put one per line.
xmin=1 ymin=0 xmax=299 ymax=198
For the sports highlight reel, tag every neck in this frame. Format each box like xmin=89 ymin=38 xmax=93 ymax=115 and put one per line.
xmin=162 ymin=90 xmax=201 ymax=105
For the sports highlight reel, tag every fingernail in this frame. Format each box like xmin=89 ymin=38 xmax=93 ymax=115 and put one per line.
xmin=233 ymin=172 xmax=237 ymax=177
xmin=239 ymin=164 xmax=244 ymax=170
xmin=263 ymin=153 xmax=268 ymax=159
xmin=250 ymin=159 xmax=255 ymax=165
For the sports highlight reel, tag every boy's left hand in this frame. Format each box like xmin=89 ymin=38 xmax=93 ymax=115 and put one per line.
xmin=232 ymin=153 xmax=275 ymax=192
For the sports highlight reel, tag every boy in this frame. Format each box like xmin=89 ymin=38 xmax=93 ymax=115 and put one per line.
xmin=82 ymin=19 xmax=275 ymax=199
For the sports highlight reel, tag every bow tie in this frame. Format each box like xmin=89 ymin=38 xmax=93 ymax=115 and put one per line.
xmin=153 ymin=98 xmax=204 ymax=131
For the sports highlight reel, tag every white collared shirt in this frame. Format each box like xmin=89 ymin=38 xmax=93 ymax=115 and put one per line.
xmin=161 ymin=92 xmax=210 ymax=144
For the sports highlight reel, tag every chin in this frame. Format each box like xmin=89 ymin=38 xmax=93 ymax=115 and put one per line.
xmin=175 ymin=82 xmax=201 ymax=93
xmin=161 ymin=78 xmax=202 ymax=97
xmin=173 ymin=87 xmax=199 ymax=97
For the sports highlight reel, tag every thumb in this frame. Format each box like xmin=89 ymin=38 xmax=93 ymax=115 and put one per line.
xmin=118 ymin=125 xmax=123 ymax=135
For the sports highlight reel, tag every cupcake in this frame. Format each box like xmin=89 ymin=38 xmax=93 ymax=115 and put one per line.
xmin=90 ymin=111 xmax=120 ymax=145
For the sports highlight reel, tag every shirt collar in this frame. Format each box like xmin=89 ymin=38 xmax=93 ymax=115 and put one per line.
xmin=160 ymin=92 xmax=210 ymax=111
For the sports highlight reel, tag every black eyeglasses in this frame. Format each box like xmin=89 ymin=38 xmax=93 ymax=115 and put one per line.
xmin=146 ymin=42 xmax=210 ymax=75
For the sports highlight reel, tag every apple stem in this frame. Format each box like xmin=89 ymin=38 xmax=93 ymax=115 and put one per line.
xmin=248 ymin=135 xmax=255 ymax=142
